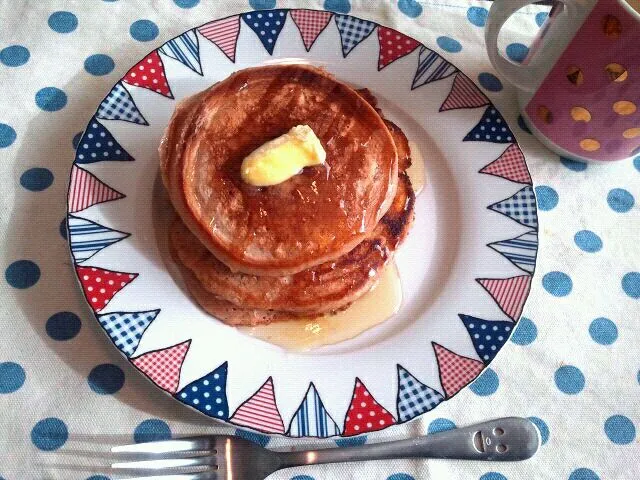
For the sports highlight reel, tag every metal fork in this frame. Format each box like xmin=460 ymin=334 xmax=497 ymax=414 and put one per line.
xmin=112 ymin=417 xmax=540 ymax=479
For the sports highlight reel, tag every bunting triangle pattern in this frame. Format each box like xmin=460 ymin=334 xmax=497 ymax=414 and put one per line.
xmin=464 ymin=106 xmax=515 ymax=143
xmin=131 ymin=340 xmax=191 ymax=394
xmin=176 ymin=363 xmax=229 ymax=420
xmin=198 ymin=16 xmax=240 ymax=62
xmin=68 ymin=165 xmax=125 ymax=213
xmin=489 ymin=186 xmax=538 ymax=228
xmin=97 ymin=83 xmax=148 ymax=125
xmin=290 ymin=10 xmax=333 ymax=51
xmin=439 ymin=73 xmax=490 ymax=111
xmin=335 ymin=15 xmax=376 ymax=57
xmin=122 ymin=51 xmax=173 ymax=98
xmin=433 ymin=342 xmax=484 ymax=398
xmin=397 ymin=365 xmax=443 ymax=423
xmin=477 ymin=275 xmax=532 ymax=321
xmin=241 ymin=10 xmax=288 ymax=55
xmin=75 ymin=119 xmax=135 ymax=165
xmin=343 ymin=379 xmax=396 ymax=436
xmin=97 ymin=309 xmax=160 ymax=357
xmin=459 ymin=315 xmax=514 ymax=364
xmin=68 ymin=215 xmax=130 ymax=263
xmin=377 ymin=27 xmax=420 ymax=70
xmin=288 ymin=384 xmax=341 ymax=438
xmin=411 ymin=46 xmax=458 ymax=89
xmin=488 ymin=231 xmax=538 ymax=274
xmin=159 ymin=30 xmax=202 ymax=75
xmin=230 ymin=378 xmax=285 ymax=434
xmin=480 ymin=144 xmax=532 ymax=184
xmin=76 ymin=266 xmax=138 ymax=313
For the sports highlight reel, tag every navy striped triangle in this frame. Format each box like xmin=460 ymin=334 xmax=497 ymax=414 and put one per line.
xmin=68 ymin=215 xmax=130 ymax=263
xmin=489 ymin=230 xmax=538 ymax=274
xmin=159 ymin=30 xmax=203 ymax=75
xmin=411 ymin=46 xmax=458 ymax=89
xmin=288 ymin=384 xmax=340 ymax=437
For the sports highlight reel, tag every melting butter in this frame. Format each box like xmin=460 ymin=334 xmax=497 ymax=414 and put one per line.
xmin=241 ymin=125 xmax=326 ymax=187
xmin=407 ymin=140 xmax=425 ymax=196
xmin=239 ymin=262 xmax=402 ymax=351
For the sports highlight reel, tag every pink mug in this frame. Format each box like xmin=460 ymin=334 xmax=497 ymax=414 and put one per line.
xmin=486 ymin=0 xmax=640 ymax=163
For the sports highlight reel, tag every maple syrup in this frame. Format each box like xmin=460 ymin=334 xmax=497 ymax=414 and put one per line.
xmin=407 ymin=140 xmax=425 ymax=196
xmin=240 ymin=262 xmax=402 ymax=351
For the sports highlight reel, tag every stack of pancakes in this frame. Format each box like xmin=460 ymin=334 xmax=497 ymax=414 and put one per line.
xmin=160 ymin=65 xmax=415 ymax=326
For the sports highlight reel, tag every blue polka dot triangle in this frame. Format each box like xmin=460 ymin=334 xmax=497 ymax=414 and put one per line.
xmin=68 ymin=215 xmax=130 ymax=263
xmin=97 ymin=83 xmax=148 ymax=125
xmin=75 ymin=119 xmax=135 ymax=164
xmin=97 ymin=310 xmax=160 ymax=357
xmin=489 ymin=185 xmax=538 ymax=229
xmin=159 ymin=30 xmax=203 ymax=75
xmin=459 ymin=315 xmax=514 ymax=363
xmin=412 ymin=46 xmax=458 ymax=89
xmin=334 ymin=14 xmax=376 ymax=57
xmin=287 ymin=383 xmax=340 ymax=438
xmin=464 ymin=106 xmax=514 ymax=143
xmin=396 ymin=365 xmax=443 ymax=423
xmin=176 ymin=362 xmax=229 ymax=420
xmin=488 ymin=230 xmax=538 ymax=274
xmin=241 ymin=10 xmax=288 ymax=55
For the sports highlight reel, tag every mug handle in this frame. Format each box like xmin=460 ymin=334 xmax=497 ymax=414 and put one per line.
xmin=485 ymin=0 xmax=574 ymax=92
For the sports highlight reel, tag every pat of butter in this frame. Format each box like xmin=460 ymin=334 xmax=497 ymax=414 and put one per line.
xmin=241 ymin=125 xmax=326 ymax=187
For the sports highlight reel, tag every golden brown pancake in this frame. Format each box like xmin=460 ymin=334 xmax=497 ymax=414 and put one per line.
xmin=160 ymin=65 xmax=399 ymax=277
xmin=171 ymin=118 xmax=415 ymax=322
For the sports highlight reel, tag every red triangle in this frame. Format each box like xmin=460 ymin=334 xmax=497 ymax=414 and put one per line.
xmin=68 ymin=165 xmax=125 ymax=213
xmin=433 ymin=343 xmax=484 ymax=398
xmin=378 ymin=27 xmax=420 ymax=70
xmin=230 ymin=378 xmax=285 ymax=434
xmin=198 ymin=16 xmax=240 ymax=62
xmin=480 ymin=144 xmax=532 ymax=184
xmin=122 ymin=51 xmax=173 ymax=98
xmin=76 ymin=266 xmax=138 ymax=312
xmin=290 ymin=10 xmax=333 ymax=51
xmin=131 ymin=340 xmax=191 ymax=394
xmin=343 ymin=378 xmax=396 ymax=436
xmin=440 ymin=73 xmax=490 ymax=112
xmin=477 ymin=275 xmax=532 ymax=320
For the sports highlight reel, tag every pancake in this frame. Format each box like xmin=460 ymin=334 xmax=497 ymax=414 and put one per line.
xmin=160 ymin=64 xmax=399 ymax=277
xmin=171 ymin=118 xmax=415 ymax=320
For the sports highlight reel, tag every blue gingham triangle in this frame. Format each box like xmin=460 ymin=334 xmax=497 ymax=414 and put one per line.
xmin=464 ymin=105 xmax=514 ymax=143
xmin=97 ymin=82 xmax=148 ymax=125
xmin=396 ymin=365 xmax=443 ymax=423
xmin=97 ymin=309 xmax=160 ymax=357
xmin=75 ymin=118 xmax=134 ymax=164
xmin=334 ymin=15 xmax=376 ymax=57
xmin=159 ymin=30 xmax=203 ymax=75
xmin=459 ymin=314 xmax=514 ymax=363
xmin=288 ymin=384 xmax=341 ymax=438
xmin=489 ymin=230 xmax=538 ymax=274
xmin=68 ymin=215 xmax=130 ymax=263
xmin=489 ymin=186 xmax=538 ymax=229
xmin=241 ymin=10 xmax=288 ymax=55
xmin=176 ymin=363 xmax=229 ymax=420
xmin=411 ymin=46 xmax=458 ymax=89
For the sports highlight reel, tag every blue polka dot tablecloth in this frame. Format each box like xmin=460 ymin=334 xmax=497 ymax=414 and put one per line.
xmin=0 ymin=1 xmax=638 ymax=479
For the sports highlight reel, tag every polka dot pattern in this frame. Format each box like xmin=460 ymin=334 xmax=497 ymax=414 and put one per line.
xmin=506 ymin=43 xmax=529 ymax=63
xmin=48 ymin=11 xmax=78 ymax=33
xmin=543 ymin=271 xmax=573 ymax=296
xmin=88 ymin=364 xmax=125 ymax=394
xmin=437 ymin=36 xmax=462 ymax=53
xmin=0 ymin=45 xmax=30 ymax=66
xmin=478 ymin=72 xmax=503 ymax=92
xmin=234 ymin=428 xmax=270 ymax=447
xmin=397 ymin=0 xmax=422 ymax=18
xmin=427 ymin=418 xmax=456 ymax=434
xmin=84 ymin=54 xmax=115 ymax=76
xmin=469 ymin=368 xmax=500 ymax=396
xmin=20 ymin=167 xmax=54 ymax=191
xmin=511 ymin=317 xmax=537 ymax=345
xmin=0 ymin=123 xmax=16 ymax=147
xmin=174 ymin=0 xmax=200 ymax=7
xmin=134 ymin=419 xmax=171 ymax=443
xmin=560 ymin=157 xmax=588 ymax=171
xmin=5 ymin=260 xmax=40 ymax=289
xmin=335 ymin=435 xmax=367 ymax=447
xmin=467 ymin=6 xmax=488 ymax=27
xmin=323 ymin=0 xmax=351 ymax=14
xmin=555 ymin=366 xmax=585 ymax=394
xmin=46 ymin=311 xmax=81 ymax=341
xmin=535 ymin=185 xmax=559 ymax=210
xmin=569 ymin=469 xmax=600 ymax=480
xmin=0 ymin=362 xmax=26 ymax=393
xmin=31 ymin=418 xmax=68 ymax=451
xmin=35 ymin=87 xmax=67 ymax=111
xmin=607 ymin=188 xmax=634 ymax=213
xmin=604 ymin=415 xmax=636 ymax=444
xmin=130 ymin=19 xmax=159 ymax=42
xmin=622 ymin=272 xmax=640 ymax=298
xmin=343 ymin=380 xmax=395 ymax=435
xmin=528 ymin=416 xmax=549 ymax=445
xmin=589 ymin=318 xmax=617 ymax=345
xmin=480 ymin=473 xmax=507 ymax=480
xmin=574 ymin=230 xmax=602 ymax=252
xmin=387 ymin=475 xmax=415 ymax=480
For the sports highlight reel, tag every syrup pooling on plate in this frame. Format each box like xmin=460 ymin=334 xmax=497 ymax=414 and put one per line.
xmin=239 ymin=262 xmax=402 ymax=351
xmin=407 ymin=140 xmax=425 ymax=196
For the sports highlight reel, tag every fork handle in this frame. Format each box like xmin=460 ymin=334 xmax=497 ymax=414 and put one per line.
xmin=278 ymin=417 xmax=540 ymax=467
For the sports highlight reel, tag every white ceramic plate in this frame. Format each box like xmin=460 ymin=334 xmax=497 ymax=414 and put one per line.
xmin=66 ymin=9 xmax=538 ymax=438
